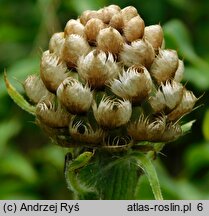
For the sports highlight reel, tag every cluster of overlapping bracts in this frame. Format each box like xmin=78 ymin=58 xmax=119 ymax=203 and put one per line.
xmin=24 ymin=5 xmax=197 ymax=151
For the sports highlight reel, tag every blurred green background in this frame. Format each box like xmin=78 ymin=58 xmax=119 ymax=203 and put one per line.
xmin=0 ymin=0 xmax=209 ymax=199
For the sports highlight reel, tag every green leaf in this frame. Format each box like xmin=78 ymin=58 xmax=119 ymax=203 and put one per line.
xmin=203 ymin=109 xmax=209 ymax=140
xmin=181 ymin=120 xmax=196 ymax=134
xmin=67 ymin=151 xmax=94 ymax=172
xmin=184 ymin=66 xmax=209 ymax=90
xmin=184 ymin=141 xmax=209 ymax=177
xmin=163 ymin=19 xmax=198 ymax=61
xmin=34 ymin=145 xmax=67 ymax=169
xmin=0 ymin=179 xmax=40 ymax=200
xmin=4 ymin=72 xmax=35 ymax=115
xmin=155 ymin=161 xmax=209 ymax=199
xmin=0 ymin=56 xmax=40 ymax=98
xmin=65 ymin=151 xmax=96 ymax=198
xmin=67 ymin=0 xmax=106 ymax=14
xmin=166 ymin=0 xmax=190 ymax=9
xmin=163 ymin=20 xmax=209 ymax=90
xmin=132 ymin=152 xmax=163 ymax=200
xmin=0 ymin=24 xmax=26 ymax=42
xmin=0 ymin=119 xmax=22 ymax=153
xmin=175 ymin=179 xmax=209 ymax=199
xmin=0 ymin=150 xmax=38 ymax=183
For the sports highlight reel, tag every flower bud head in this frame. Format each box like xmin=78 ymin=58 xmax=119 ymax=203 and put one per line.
xmin=64 ymin=19 xmax=85 ymax=37
xmin=84 ymin=18 xmax=105 ymax=43
xmin=150 ymin=49 xmax=179 ymax=84
xmin=62 ymin=34 xmax=90 ymax=67
xmin=40 ymin=51 xmax=68 ymax=93
xmin=57 ymin=77 xmax=93 ymax=114
xmin=93 ymin=97 xmax=132 ymax=128
xmin=120 ymin=39 xmax=155 ymax=68
xmin=144 ymin=24 xmax=164 ymax=50
xmin=17 ymin=4 xmax=197 ymax=151
xmin=97 ymin=27 xmax=124 ymax=54
xmin=110 ymin=66 xmax=152 ymax=103
xmin=77 ymin=50 xmax=120 ymax=88
xmin=124 ymin=16 xmax=145 ymax=42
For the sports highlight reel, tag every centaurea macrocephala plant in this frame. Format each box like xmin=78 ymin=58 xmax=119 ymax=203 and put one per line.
xmin=5 ymin=5 xmax=198 ymax=200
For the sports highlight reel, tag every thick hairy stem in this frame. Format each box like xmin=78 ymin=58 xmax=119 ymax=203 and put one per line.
xmin=65 ymin=151 xmax=98 ymax=199
xmin=100 ymin=158 xmax=139 ymax=199
xmin=76 ymin=151 xmax=140 ymax=200
xmin=65 ymin=149 xmax=162 ymax=200
xmin=131 ymin=151 xmax=163 ymax=200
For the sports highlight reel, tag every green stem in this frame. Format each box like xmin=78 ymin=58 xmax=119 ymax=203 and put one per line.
xmin=65 ymin=150 xmax=162 ymax=200
xmin=65 ymin=151 xmax=97 ymax=199
xmin=66 ymin=171 xmax=87 ymax=195
xmin=131 ymin=152 xmax=163 ymax=200
xmin=77 ymin=151 xmax=139 ymax=200
xmin=102 ymin=158 xmax=138 ymax=199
